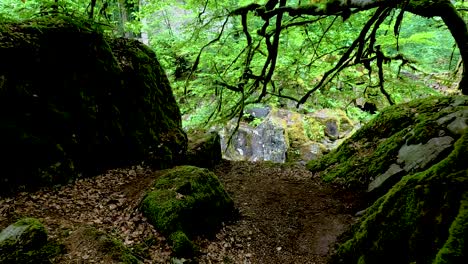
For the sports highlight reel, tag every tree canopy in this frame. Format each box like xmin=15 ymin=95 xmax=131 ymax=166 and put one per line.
xmin=1 ymin=0 xmax=467 ymax=128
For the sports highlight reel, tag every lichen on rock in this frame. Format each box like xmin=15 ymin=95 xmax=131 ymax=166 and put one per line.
xmin=140 ymin=166 xmax=235 ymax=256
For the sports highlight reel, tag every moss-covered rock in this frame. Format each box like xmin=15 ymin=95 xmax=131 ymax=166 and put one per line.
xmin=332 ymin=130 xmax=468 ymax=263
xmin=307 ymin=95 xmax=468 ymax=192
xmin=186 ymin=131 xmax=222 ymax=168
xmin=0 ymin=218 xmax=62 ymax=263
xmin=140 ymin=166 xmax=234 ymax=256
xmin=0 ymin=17 xmax=186 ymax=193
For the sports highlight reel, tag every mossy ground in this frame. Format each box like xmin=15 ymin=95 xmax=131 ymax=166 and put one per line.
xmin=140 ymin=166 xmax=234 ymax=256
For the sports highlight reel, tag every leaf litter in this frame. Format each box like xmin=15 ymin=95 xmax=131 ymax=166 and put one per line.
xmin=0 ymin=160 xmax=365 ymax=263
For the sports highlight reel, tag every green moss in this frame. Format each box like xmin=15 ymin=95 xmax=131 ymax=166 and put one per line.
xmin=82 ymin=227 xmax=140 ymax=264
xmin=0 ymin=218 xmax=63 ymax=264
xmin=140 ymin=166 xmax=234 ymax=256
xmin=169 ymin=231 xmax=196 ymax=256
xmin=332 ymin=131 xmax=468 ymax=263
xmin=434 ymin=193 xmax=468 ymax=263
xmin=303 ymin=116 xmax=325 ymax=142
xmin=307 ymin=95 xmax=468 ymax=189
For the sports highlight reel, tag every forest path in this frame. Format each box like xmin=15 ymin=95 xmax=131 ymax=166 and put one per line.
xmin=0 ymin=160 xmax=365 ymax=263
xmin=209 ymin=160 xmax=364 ymax=264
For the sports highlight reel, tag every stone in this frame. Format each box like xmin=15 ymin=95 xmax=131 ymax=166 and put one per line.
xmin=398 ymin=136 xmax=454 ymax=172
xmin=292 ymin=142 xmax=326 ymax=164
xmin=218 ymin=108 xmax=358 ymax=163
xmin=447 ymin=116 xmax=468 ymax=135
xmin=219 ymin=118 xmax=287 ymax=163
xmin=0 ymin=218 xmax=48 ymax=263
xmin=333 ymin=131 xmax=468 ymax=263
xmin=186 ymin=131 xmax=222 ymax=168
xmin=325 ymin=120 xmax=340 ymax=139
xmin=245 ymin=107 xmax=271 ymax=118
xmin=252 ymin=119 xmax=287 ymax=163
xmin=140 ymin=166 xmax=234 ymax=256
xmin=367 ymin=164 xmax=404 ymax=193
xmin=0 ymin=18 xmax=186 ymax=193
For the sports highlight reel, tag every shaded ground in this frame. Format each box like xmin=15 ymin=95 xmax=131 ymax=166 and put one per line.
xmin=0 ymin=160 xmax=365 ymax=263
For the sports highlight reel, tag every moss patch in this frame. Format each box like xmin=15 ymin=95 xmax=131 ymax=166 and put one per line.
xmin=332 ymin=131 xmax=468 ymax=263
xmin=307 ymin=95 xmax=468 ymax=189
xmin=140 ymin=166 xmax=234 ymax=256
xmin=0 ymin=218 xmax=63 ymax=264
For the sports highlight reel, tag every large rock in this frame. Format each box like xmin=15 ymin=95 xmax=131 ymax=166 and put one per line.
xmin=308 ymin=95 xmax=468 ymax=193
xmin=140 ymin=166 xmax=234 ymax=256
xmin=332 ymin=131 xmax=468 ymax=263
xmin=0 ymin=17 xmax=186 ymax=193
xmin=220 ymin=118 xmax=288 ymax=163
xmin=305 ymin=95 xmax=468 ymax=263
xmin=218 ymin=107 xmax=357 ymax=163
xmin=0 ymin=218 xmax=61 ymax=263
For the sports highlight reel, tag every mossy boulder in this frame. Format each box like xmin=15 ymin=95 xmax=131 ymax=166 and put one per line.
xmin=0 ymin=218 xmax=62 ymax=263
xmin=0 ymin=17 xmax=186 ymax=193
xmin=332 ymin=130 xmax=468 ymax=263
xmin=307 ymin=95 xmax=468 ymax=194
xmin=186 ymin=131 xmax=222 ymax=168
xmin=140 ymin=166 xmax=234 ymax=256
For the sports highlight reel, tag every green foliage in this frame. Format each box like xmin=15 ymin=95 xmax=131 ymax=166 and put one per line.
xmin=136 ymin=2 xmax=457 ymax=130
xmin=1 ymin=0 xmax=462 ymax=133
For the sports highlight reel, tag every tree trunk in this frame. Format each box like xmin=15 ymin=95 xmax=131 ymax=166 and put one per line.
xmin=439 ymin=7 xmax=468 ymax=95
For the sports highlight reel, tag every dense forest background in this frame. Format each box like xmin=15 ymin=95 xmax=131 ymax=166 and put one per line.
xmin=1 ymin=0 xmax=465 ymax=128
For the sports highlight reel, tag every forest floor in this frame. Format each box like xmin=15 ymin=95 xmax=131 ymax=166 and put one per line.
xmin=0 ymin=160 xmax=366 ymax=264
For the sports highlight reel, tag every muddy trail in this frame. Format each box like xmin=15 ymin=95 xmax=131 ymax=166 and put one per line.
xmin=0 ymin=160 xmax=365 ymax=263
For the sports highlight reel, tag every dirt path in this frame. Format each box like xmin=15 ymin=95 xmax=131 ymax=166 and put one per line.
xmin=204 ymin=161 xmax=364 ymax=264
xmin=0 ymin=160 xmax=365 ymax=263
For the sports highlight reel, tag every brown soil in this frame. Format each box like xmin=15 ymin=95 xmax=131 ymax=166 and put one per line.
xmin=0 ymin=160 xmax=365 ymax=263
